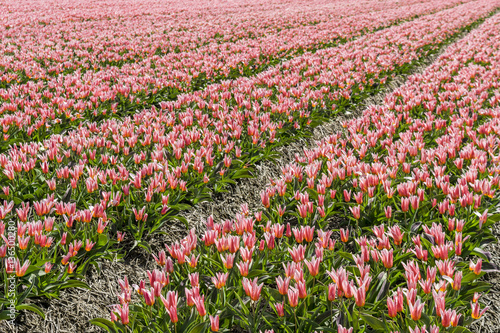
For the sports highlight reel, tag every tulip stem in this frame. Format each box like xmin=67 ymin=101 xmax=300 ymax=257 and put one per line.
xmin=294 ymin=306 xmax=298 ymax=333
xmin=250 ymin=301 xmax=256 ymax=333
xmin=310 ymin=277 xmax=316 ymax=308
xmin=329 ymin=301 xmax=332 ymax=325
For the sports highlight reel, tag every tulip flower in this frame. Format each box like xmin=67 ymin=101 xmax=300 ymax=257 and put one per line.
xmin=165 ymin=303 xmax=179 ymax=323
xmin=194 ymin=295 xmax=206 ymax=317
xmin=452 ymin=271 xmax=462 ymax=291
xmin=304 ymin=257 xmax=321 ymax=277
xmin=388 ymin=225 xmax=404 ymax=245
xmin=210 ymin=315 xmax=219 ymax=331
xmin=189 ymin=272 xmax=200 ymax=287
xmin=380 ymin=249 xmax=393 ymax=269
xmin=288 ymin=245 xmax=305 ymax=263
xmin=85 ymin=239 xmax=95 ymax=251
xmin=384 ymin=206 xmax=392 ymax=218
xmin=211 ymin=272 xmax=229 ymax=289
xmin=276 ymin=276 xmax=291 ymax=295
xmin=142 ymin=288 xmax=155 ymax=306
xmin=237 ymin=261 xmax=250 ymax=277
xmin=451 ymin=311 xmax=461 ymax=327
xmin=297 ymin=280 xmax=307 ymax=299
xmin=328 ymin=283 xmax=337 ymax=302
xmin=67 ymin=262 xmax=77 ymax=274
xmin=15 ymin=259 xmax=30 ymax=277
xmin=340 ymin=228 xmax=349 ymax=243
xmin=44 ymin=262 xmax=53 ymax=274
xmin=221 ymin=253 xmax=235 ymax=269
xmin=18 ymin=236 xmax=30 ymax=250
xmin=185 ymin=287 xmax=200 ymax=307
xmin=349 ymin=205 xmax=361 ymax=219
xmin=115 ymin=303 xmax=129 ymax=325
xmin=242 ymin=277 xmax=263 ymax=302
xmin=302 ymin=226 xmax=314 ymax=242
xmin=441 ymin=309 xmax=455 ymax=328
xmin=409 ymin=299 xmax=424 ymax=321
xmin=275 ymin=302 xmax=285 ymax=317
xmin=353 ymin=285 xmax=366 ymax=307
xmin=287 ymin=286 xmax=299 ymax=308
xmin=469 ymin=259 xmax=482 ymax=275
xmin=471 ymin=301 xmax=488 ymax=319
xmin=338 ymin=325 xmax=353 ymax=333
xmin=387 ymin=296 xmax=398 ymax=318
xmin=152 ymin=250 xmax=167 ymax=266
xmin=187 ymin=254 xmax=199 ymax=268
xmin=292 ymin=227 xmax=304 ymax=243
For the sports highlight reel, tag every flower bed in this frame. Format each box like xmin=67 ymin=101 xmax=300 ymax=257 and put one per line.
xmin=0 ymin=1 xmax=499 ymax=330
xmin=102 ymin=9 xmax=500 ymax=333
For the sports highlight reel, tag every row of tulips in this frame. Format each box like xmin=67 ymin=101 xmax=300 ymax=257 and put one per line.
xmin=1 ymin=2 xmax=499 ymax=320
xmin=2 ymin=0 xmax=411 ymax=48
xmin=0 ymin=0 xmax=472 ymax=144
xmin=100 ymin=10 xmax=500 ymax=333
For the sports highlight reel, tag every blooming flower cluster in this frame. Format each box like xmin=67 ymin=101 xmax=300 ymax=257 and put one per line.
xmin=101 ymin=6 xmax=500 ymax=333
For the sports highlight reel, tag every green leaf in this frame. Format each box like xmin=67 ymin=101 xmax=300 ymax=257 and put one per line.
xmin=361 ymin=314 xmax=387 ymax=331
xmin=89 ymin=318 xmax=118 ymax=333
xmin=471 ymin=247 xmax=492 ymax=261
xmin=169 ymin=204 xmax=192 ymax=211
xmin=98 ymin=234 xmax=109 ymax=246
xmin=16 ymin=304 xmax=45 ymax=319
xmin=376 ymin=276 xmax=389 ymax=303
xmin=314 ymin=327 xmax=338 ymax=333
xmin=187 ymin=322 xmax=209 ymax=333
xmin=247 ymin=270 xmax=267 ymax=279
xmin=462 ymin=282 xmax=491 ymax=295
xmin=137 ymin=240 xmax=152 ymax=252
xmin=167 ymin=215 xmax=189 ymax=229
xmin=337 ymin=251 xmax=353 ymax=262
xmin=462 ymin=272 xmax=483 ymax=283
xmin=450 ymin=326 xmax=473 ymax=333
xmin=0 ymin=309 xmax=15 ymax=320
xmin=487 ymin=213 xmax=500 ymax=222
xmin=23 ymin=194 xmax=35 ymax=200
xmin=232 ymin=168 xmax=254 ymax=179
xmin=58 ymin=279 xmax=91 ymax=290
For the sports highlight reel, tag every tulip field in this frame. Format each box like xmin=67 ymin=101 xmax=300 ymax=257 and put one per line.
xmin=1 ymin=0 xmax=500 ymax=332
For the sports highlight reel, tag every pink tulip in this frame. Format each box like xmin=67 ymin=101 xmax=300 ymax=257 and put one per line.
xmin=471 ymin=301 xmax=488 ymax=319
xmin=287 ymin=286 xmax=299 ymax=308
xmin=242 ymin=277 xmax=263 ymax=301
xmin=409 ymin=299 xmax=424 ymax=321
xmin=209 ymin=315 xmax=219 ymax=331
xmin=304 ymin=257 xmax=321 ymax=277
